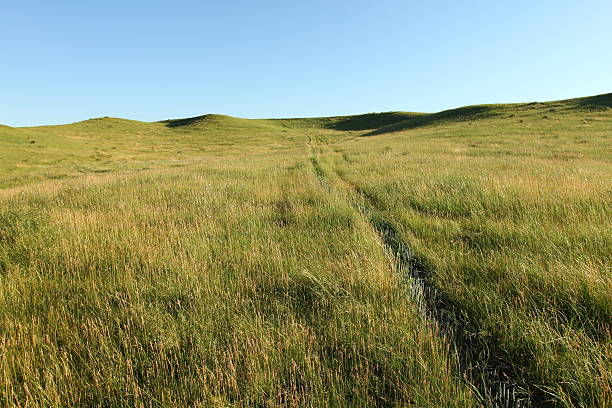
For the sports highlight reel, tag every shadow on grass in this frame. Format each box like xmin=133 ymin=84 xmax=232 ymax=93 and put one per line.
xmin=363 ymin=105 xmax=500 ymax=136
xmin=571 ymin=92 xmax=612 ymax=111
xmin=326 ymin=112 xmax=425 ymax=131
xmin=160 ymin=115 xmax=213 ymax=128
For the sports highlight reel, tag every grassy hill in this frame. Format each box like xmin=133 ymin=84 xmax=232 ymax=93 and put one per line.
xmin=0 ymin=94 xmax=610 ymax=407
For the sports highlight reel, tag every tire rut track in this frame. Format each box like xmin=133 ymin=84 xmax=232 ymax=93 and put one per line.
xmin=335 ymin=173 xmax=532 ymax=408
xmin=307 ymin=143 xmax=533 ymax=408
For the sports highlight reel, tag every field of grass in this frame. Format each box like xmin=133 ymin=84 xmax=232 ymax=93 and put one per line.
xmin=1 ymin=93 xmax=610 ymax=407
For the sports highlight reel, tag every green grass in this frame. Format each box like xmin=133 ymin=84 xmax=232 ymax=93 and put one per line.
xmin=0 ymin=93 xmax=610 ymax=407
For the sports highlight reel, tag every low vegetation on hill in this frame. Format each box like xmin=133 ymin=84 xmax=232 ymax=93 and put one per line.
xmin=1 ymin=94 xmax=610 ymax=407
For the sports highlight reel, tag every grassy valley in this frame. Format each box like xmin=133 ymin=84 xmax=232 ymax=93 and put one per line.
xmin=0 ymin=94 xmax=610 ymax=407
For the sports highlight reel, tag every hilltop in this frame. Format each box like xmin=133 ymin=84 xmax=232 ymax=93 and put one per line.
xmin=1 ymin=92 xmax=610 ymax=186
xmin=5 ymin=91 xmax=610 ymax=132
xmin=1 ymin=92 xmax=610 ymax=189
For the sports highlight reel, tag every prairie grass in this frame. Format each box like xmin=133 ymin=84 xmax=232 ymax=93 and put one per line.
xmin=0 ymin=93 xmax=610 ymax=407
xmin=0 ymin=150 xmax=476 ymax=406
xmin=319 ymin=96 xmax=611 ymax=407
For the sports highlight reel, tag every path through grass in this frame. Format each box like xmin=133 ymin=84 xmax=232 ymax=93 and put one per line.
xmin=1 ymin=93 xmax=610 ymax=407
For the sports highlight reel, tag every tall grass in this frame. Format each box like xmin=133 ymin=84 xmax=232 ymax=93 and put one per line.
xmin=1 ymin=94 xmax=610 ymax=406
xmin=320 ymin=105 xmax=611 ymax=407
xmin=0 ymin=151 xmax=476 ymax=406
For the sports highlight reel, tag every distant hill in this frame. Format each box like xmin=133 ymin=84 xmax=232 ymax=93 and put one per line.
xmin=3 ymin=92 xmax=609 ymax=134
xmin=1 ymin=92 xmax=609 ymax=188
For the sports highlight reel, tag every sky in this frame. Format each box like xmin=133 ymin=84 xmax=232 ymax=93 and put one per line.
xmin=1 ymin=0 xmax=611 ymax=127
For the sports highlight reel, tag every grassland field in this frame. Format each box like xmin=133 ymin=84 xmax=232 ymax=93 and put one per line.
xmin=0 ymin=93 xmax=610 ymax=407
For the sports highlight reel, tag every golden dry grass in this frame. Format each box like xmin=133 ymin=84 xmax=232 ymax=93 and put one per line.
xmin=1 ymin=94 xmax=610 ymax=407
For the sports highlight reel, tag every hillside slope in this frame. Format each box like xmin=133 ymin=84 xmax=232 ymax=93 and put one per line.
xmin=2 ymin=93 xmax=610 ymax=189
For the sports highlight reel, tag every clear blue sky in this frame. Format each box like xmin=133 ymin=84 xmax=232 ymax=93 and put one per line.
xmin=1 ymin=0 xmax=611 ymax=126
